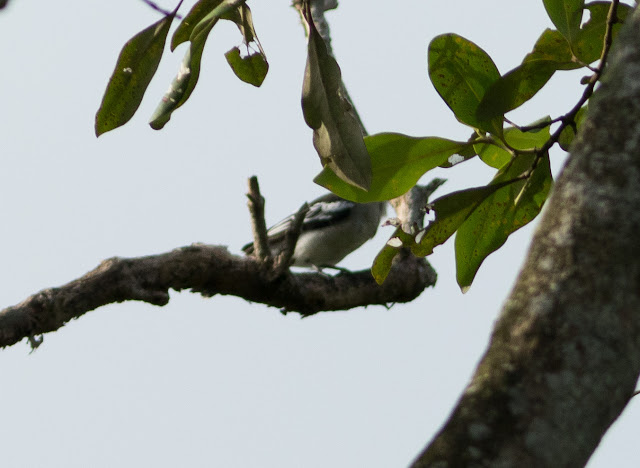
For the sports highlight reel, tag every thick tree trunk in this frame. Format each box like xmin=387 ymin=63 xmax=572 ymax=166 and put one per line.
xmin=412 ymin=6 xmax=640 ymax=468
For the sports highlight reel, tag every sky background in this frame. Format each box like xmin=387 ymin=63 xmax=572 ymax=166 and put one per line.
xmin=0 ymin=1 xmax=638 ymax=467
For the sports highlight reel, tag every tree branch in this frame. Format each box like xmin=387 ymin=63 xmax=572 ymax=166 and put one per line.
xmin=0 ymin=245 xmax=436 ymax=349
xmin=412 ymin=5 xmax=640 ymax=467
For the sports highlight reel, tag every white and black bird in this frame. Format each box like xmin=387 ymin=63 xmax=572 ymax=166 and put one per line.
xmin=243 ymin=194 xmax=386 ymax=268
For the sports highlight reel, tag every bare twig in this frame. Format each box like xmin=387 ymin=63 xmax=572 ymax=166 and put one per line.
xmin=247 ymin=176 xmax=272 ymax=263
xmin=140 ymin=0 xmax=183 ymax=19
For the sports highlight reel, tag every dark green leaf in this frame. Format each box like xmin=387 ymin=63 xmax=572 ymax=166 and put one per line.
xmin=314 ymin=133 xmax=469 ymax=203
xmin=411 ymin=180 xmax=520 ymax=258
xmin=542 ymin=0 xmax=584 ymax=45
xmin=428 ymin=33 xmax=502 ymax=134
xmin=95 ymin=2 xmax=182 ymax=136
xmin=171 ymin=0 xmax=224 ymax=51
xmin=455 ymin=152 xmax=553 ymax=290
xmin=301 ymin=3 xmax=372 ymax=190
xmin=0 ymin=0 xmax=8 ymax=9
xmin=558 ymin=105 xmax=588 ymax=151
xmin=573 ymin=2 xmax=631 ymax=64
xmin=478 ymin=61 xmax=557 ymax=121
xmin=371 ymin=228 xmax=414 ymax=285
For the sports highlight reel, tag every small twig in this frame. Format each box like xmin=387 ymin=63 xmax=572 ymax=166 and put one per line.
xmin=140 ymin=0 xmax=183 ymax=19
xmin=247 ymin=176 xmax=271 ymax=262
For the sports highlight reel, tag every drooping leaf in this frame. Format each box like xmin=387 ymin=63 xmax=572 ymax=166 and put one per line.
xmin=95 ymin=2 xmax=182 ymax=136
xmin=477 ymin=61 xmax=558 ymax=122
xmin=314 ymin=133 xmax=469 ymax=203
xmin=455 ymin=152 xmax=553 ymax=290
xmin=475 ymin=124 xmax=551 ymax=169
xmin=428 ymin=33 xmax=502 ymax=135
xmin=411 ymin=180 xmax=521 ymax=258
xmin=301 ymin=2 xmax=372 ymax=190
xmin=150 ymin=0 xmax=249 ymax=129
xmin=573 ymin=2 xmax=631 ymax=64
xmin=542 ymin=0 xmax=584 ymax=45
xmin=558 ymin=105 xmax=588 ymax=151
xmin=172 ymin=0 xmax=226 ymax=50
xmin=372 ymin=228 xmax=414 ymax=285
xmin=223 ymin=4 xmax=268 ymax=86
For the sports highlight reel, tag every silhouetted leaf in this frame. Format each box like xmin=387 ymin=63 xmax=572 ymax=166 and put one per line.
xmin=455 ymin=152 xmax=553 ymax=290
xmin=301 ymin=2 xmax=372 ymax=190
xmin=95 ymin=2 xmax=182 ymax=136
xmin=314 ymin=133 xmax=469 ymax=202
xmin=428 ymin=33 xmax=502 ymax=135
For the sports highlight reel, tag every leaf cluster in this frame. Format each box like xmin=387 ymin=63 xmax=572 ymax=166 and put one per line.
xmin=94 ymin=0 xmax=630 ymax=291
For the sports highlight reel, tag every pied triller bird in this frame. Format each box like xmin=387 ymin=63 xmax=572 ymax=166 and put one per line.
xmin=242 ymin=194 xmax=387 ymax=268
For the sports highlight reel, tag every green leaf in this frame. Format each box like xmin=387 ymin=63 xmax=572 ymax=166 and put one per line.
xmin=149 ymin=24 xmax=212 ymax=130
xmin=301 ymin=2 xmax=372 ymax=191
xmin=455 ymin=152 xmax=553 ymax=290
xmin=573 ymin=2 xmax=632 ymax=64
xmin=371 ymin=228 xmax=414 ymax=285
xmin=439 ymin=142 xmax=477 ymax=168
xmin=95 ymin=2 xmax=182 ymax=136
xmin=150 ymin=0 xmax=247 ymax=129
xmin=475 ymin=124 xmax=551 ymax=169
xmin=314 ymin=133 xmax=469 ymax=203
xmin=558 ymin=105 xmax=588 ymax=151
xmin=223 ymin=4 xmax=268 ymax=87
xmin=523 ymin=28 xmax=581 ymax=70
xmin=412 ymin=180 xmax=521 ymax=258
xmin=225 ymin=47 xmax=268 ymax=86
xmin=428 ymin=33 xmax=502 ymax=134
xmin=477 ymin=61 xmax=557 ymax=122
xmin=171 ymin=0 xmax=224 ymax=51
xmin=542 ymin=0 xmax=584 ymax=45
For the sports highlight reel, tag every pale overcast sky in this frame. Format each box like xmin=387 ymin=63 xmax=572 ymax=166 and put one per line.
xmin=0 ymin=1 xmax=637 ymax=467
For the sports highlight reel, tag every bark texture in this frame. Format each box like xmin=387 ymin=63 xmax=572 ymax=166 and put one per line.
xmin=0 ymin=245 xmax=435 ymax=349
xmin=413 ymin=6 xmax=640 ymax=468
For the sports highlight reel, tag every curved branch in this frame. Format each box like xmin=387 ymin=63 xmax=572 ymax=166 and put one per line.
xmin=0 ymin=245 xmax=436 ymax=349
